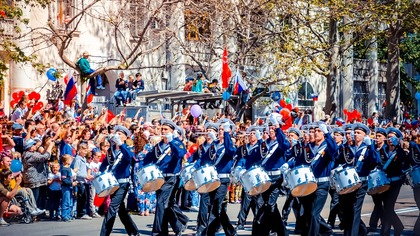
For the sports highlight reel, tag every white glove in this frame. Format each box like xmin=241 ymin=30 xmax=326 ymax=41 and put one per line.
xmin=165 ymin=133 xmax=173 ymax=142
xmin=208 ymin=132 xmax=217 ymax=140
xmin=319 ymin=123 xmax=329 ymax=134
xmin=280 ymin=163 xmax=289 ymax=173
xmin=255 ymin=130 xmax=262 ymax=140
xmin=109 ymin=134 xmax=123 ymax=146
xmin=269 ymin=115 xmax=278 ymax=126
xmin=363 ymin=136 xmax=372 ymax=146
xmin=222 ymin=123 xmax=231 ymax=132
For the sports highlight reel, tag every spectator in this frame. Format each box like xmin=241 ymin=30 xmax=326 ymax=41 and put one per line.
xmin=126 ymin=75 xmax=136 ymax=104
xmin=184 ymin=78 xmax=194 ymax=91
xmin=114 ymin=72 xmax=128 ymax=107
xmin=47 ymin=162 xmax=62 ymax=220
xmin=134 ymin=73 xmax=145 ymax=93
xmin=192 ymin=73 xmax=203 ymax=92
xmin=0 ymin=169 xmax=22 ymax=226
xmin=73 ymin=142 xmax=92 ymax=220
xmin=76 ymin=51 xmax=104 ymax=92
xmin=61 ymin=154 xmax=76 ymax=222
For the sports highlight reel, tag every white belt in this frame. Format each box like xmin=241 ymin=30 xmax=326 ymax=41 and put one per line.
xmin=267 ymin=170 xmax=282 ymax=176
xmin=359 ymin=177 xmax=367 ymax=181
xmin=162 ymin=173 xmax=179 ymax=177
xmin=389 ymin=176 xmax=401 ymax=182
xmin=218 ymin=174 xmax=230 ymax=178
xmin=117 ymin=178 xmax=130 ymax=183
xmin=317 ymin=177 xmax=330 ymax=183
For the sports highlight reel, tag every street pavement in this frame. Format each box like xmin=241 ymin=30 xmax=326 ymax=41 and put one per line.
xmin=1 ymin=185 xmax=417 ymax=236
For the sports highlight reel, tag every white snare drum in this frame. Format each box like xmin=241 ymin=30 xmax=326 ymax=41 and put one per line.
xmin=192 ymin=165 xmax=220 ymax=193
xmin=180 ymin=163 xmax=196 ymax=191
xmin=136 ymin=164 xmax=165 ymax=192
xmin=406 ymin=166 xmax=420 ymax=188
xmin=240 ymin=166 xmax=271 ymax=196
xmin=285 ymin=165 xmax=317 ymax=197
xmin=231 ymin=166 xmax=246 ymax=184
xmin=331 ymin=166 xmax=362 ymax=195
xmin=93 ymin=172 xmax=119 ymax=197
xmin=367 ymin=169 xmax=390 ymax=195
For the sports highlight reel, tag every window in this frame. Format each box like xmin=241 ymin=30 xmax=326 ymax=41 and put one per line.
xmin=184 ymin=7 xmax=211 ymax=41
xmin=354 ymin=81 xmax=369 ymax=117
xmin=56 ymin=0 xmax=76 ymax=30
xmin=378 ymin=82 xmax=386 ymax=110
xmin=297 ymin=81 xmax=314 ymax=107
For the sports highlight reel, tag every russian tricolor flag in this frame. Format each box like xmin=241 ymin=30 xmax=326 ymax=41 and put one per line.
xmin=63 ymin=72 xmax=77 ymax=105
xmin=233 ymin=70 xmax=247 ymax=95
xmin=86 ymin=83 xmax=94 ymax=104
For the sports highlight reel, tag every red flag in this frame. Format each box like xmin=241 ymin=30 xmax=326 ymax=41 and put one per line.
xmin=221 ymin=48 xmax=231 ymax=89
xmin=107 ymin=110 xmax=115 ymax=123
xmin=86 ymin=83 xmax=94 ymax=104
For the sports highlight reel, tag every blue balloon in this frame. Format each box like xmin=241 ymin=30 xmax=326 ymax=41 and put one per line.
xmin=46 ymin=68 xmax=57 ymax=81
xmin=222 ymin=91 xmax=231 ymax=101
xmin=271 ymin=91 xmax=281 ymax=101
xmin=415 ymin=92 xmax=420 ymax=100
xmin=10 ymin=159 xmax=22 ymax=173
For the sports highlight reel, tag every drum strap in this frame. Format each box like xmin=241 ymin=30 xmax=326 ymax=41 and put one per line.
xmin=156 ymin=146 xmax=171 ymax=163
xmin=261 ymin=143 xmax=279 ymax=166
xmin=355 ymin=147 xmax=368 ymax=170
xmin=383 ymin=150 xmax=397 ymax=171
xmin=214 ymin=147 xmax=226 ymax=166
xmin=107 ymin=149 xmax=123 ymax=173
xmin=310 ymin=144 xmax=327 ymax=167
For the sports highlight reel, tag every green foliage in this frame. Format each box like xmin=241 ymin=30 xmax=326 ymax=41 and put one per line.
xmin=400 ymin=33 xmax=420 ymax=72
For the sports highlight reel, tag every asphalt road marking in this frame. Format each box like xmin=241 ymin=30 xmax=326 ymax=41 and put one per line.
xmin=361 ymin=207 xmax=419 ymax=217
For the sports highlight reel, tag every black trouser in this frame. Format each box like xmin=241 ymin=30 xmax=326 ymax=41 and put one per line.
xmin=205 ymin=178 xmax=235 ymax=236
xmin=327 ymin=188 xmax=342 ymax=227
xmin=196 ymin=192 xmax=210 ymax=235
xmin=380 ymin=179 xmax=404 ymax=236
xmin=299 ymin=181 xmax=329 ymax=236
xmin=339 ymin=181 xmax=368 ymax=236
xmin=100 ymin=183 xmax=138 ymax=236
xmin=152 ymin=176 xmax=188 ymax=236
xmin=414 ymin=187 xmax=420 ymax=236
xmin=252 ymin=175 xmax=288 ymax=236
xmin=76 ymin=183 xmax=89 ymax=217
xmin=237 ymin=188 xmax=256 ymax=226
xmin=48 ymin=189 xmax=62 ymax=218
xmin=369 ymin=193 xmax=384 ymax=228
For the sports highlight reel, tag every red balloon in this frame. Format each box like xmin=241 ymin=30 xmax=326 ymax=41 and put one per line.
xmin=33 ymin=92 xmax=41 ymax=101
xmin=18 ymin=91 xmax=25 ymax=99
xmin=10 ymin=100 xmax=17 ymax=108
xmin=28 ymin=91 xmax=36 ymax=100
xmin=279 ymin=100 xmax=287 ymax=107
xmin=12 ymin=92 xmax=19 ymax=101
xmin=94 ymin=195 xmax=105 ymax=207
xmin=286 ymin=104 xmax=293 ymax=111
xmin=189 ymin=144 xmax=199 ymax=154
xmin=280 ymin=108 xmax=291 ymax=119
xmin=343 ymin=109 xmax=348 ymax=114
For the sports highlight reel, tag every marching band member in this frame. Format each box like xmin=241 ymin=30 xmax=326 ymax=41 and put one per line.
xmin=338 ymin=123 xmax=379 ymax=236
xmin=190 ymin=122 xmax=218 ymax=235
xmin=285 ymin=122 xmax=338 ymax=236
xmin=254 ymin=114 xmax=290 ymax=236
xmin=99 ymin=125 xmax=139 ymax=236
xmin=377 ymin=127 xmax=406 ymax=236
xmin=368 ymin=127 xmax=387 ymax=231
xmin=193 ymin=119 xmax=237 ymax=236
xmin=327 ymin=127 xmax=346 ymax=229
xmin=143 ymin=119 xmax=188 ymax=236
xmin=408 ymin=132 xmax=420 ymax=235
xmin=234 ymin=133 xmax=256 ymax=231
xmin=282 ymin=127 xmax=304 ymax=233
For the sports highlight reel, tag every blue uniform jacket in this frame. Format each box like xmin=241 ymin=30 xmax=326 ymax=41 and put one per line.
xmin=188 ymin=142 xmax=212 ymax=163
xmin=194 ymin=132 xmax=236 ymax=174
xmin=379 ymin=144 xmax=407 ymax=178
xmin=288 ymin=133 xmax=338 ymax=178
xmin=408 ymin=141 xmax=420 ymax=169
xmin=237 ymin=139 xmax=264 ymax=170
xmin=100 ymin=143 xmax=134 ymax=179
xmin=262 ymin=128 xmax=290 ymax=171
xmin=343 ymin=142 xmax=379 ymax=177
xmin=143 ymin=137 xmax=187 ymax=174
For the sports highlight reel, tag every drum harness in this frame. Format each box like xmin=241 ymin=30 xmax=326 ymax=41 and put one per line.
xmin=382 ymin=149 xmax=400 ymax=181
xmin=351 ymin=146 xmax=367 ymax=181
xmin=210 ymin=142 xmax=227 ymax=178
xmin=155 ymin=144 xmax=174 ymax=176
xmin=307 ymin=144 xmax=327 ymax=182
xmin=261 ymin=140 xmax=280 ymax=176
xmin=106 ymin=148 xmax=126 ymax=183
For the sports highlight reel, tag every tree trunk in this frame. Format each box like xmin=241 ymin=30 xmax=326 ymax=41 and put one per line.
xmin=385 ymin=23 xmax=402 ymax=120
xmin=324 ymin=18 xmax=340 ymax=117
